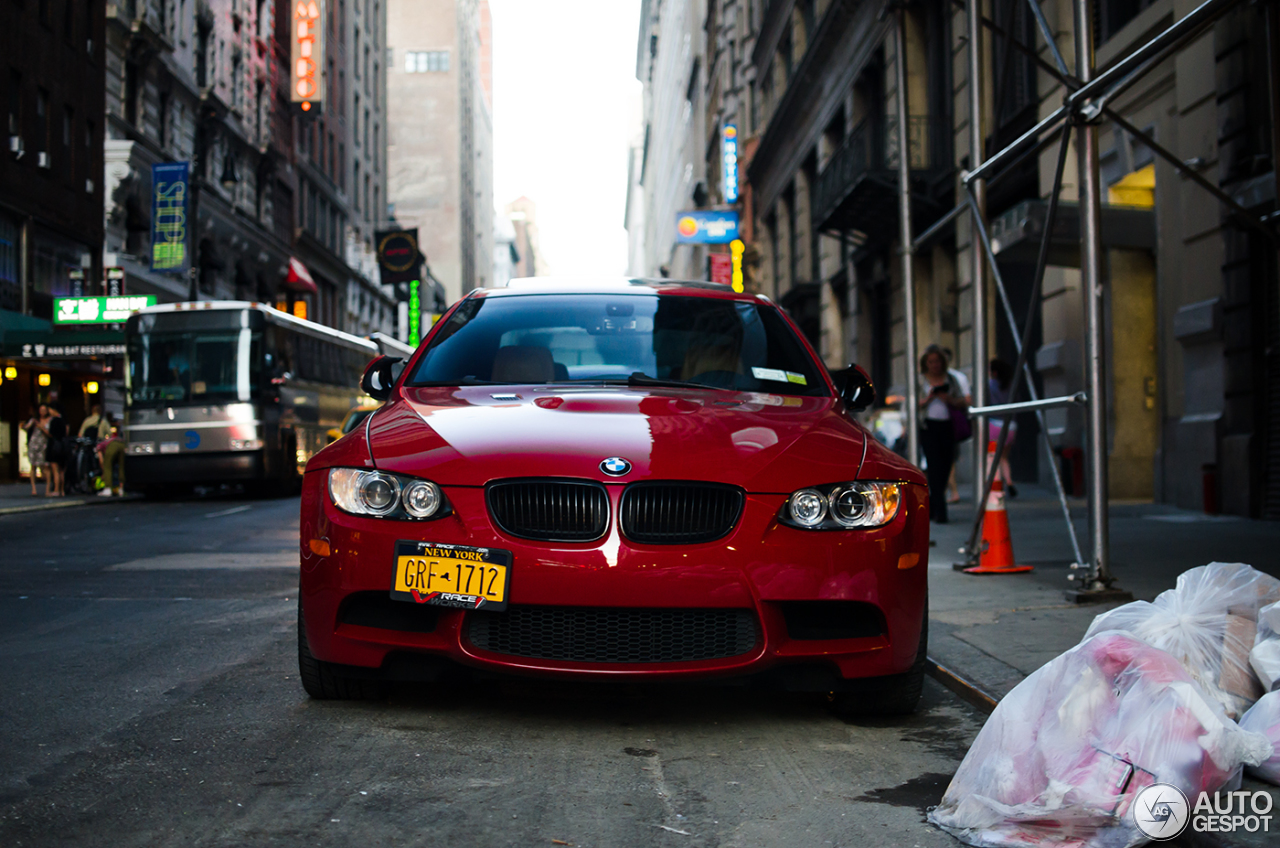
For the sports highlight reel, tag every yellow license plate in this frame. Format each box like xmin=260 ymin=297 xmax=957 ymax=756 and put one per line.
xmin=391 ymin=541 xmax=512 ymax=611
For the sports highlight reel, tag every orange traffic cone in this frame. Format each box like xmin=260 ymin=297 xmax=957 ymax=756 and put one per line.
xmin=965 ymin=442 xmax=1033 ymax=575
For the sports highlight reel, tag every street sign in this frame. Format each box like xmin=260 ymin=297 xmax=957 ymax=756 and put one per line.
xmin=675 ymin=210 xmax=740 ymax=244
xmin=54 ymin=295 xmax=156 ymax=325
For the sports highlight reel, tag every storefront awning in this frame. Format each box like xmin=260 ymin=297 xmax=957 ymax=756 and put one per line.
xmin=283 ymin=257 xmax=318 ymax=293
xmin=3 ymin=324 xmax=126 ymax=360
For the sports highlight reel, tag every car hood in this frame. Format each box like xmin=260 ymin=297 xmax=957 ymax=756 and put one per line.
xmin=354 ymin=385 xmax=911 ymax=492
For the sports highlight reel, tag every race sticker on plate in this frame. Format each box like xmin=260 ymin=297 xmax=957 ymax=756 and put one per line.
xmin=391 ymin=541 xmax=512 ymax=611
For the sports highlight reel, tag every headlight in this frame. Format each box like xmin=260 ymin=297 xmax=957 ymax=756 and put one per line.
xmin=328 ymin=468 xmax=450 ymax=520
xmin=780 ymin=481 xmax=902 ymax=530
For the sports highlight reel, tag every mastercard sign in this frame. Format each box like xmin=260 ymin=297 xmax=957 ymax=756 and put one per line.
xmin=674 ymin=210 xmax=739 ymax=244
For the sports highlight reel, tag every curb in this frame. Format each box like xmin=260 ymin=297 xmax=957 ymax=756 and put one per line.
xmin=0 ymin=494 xmax=142 ymax=517
xmin=925 ymin=656 xmax=999 ymax=714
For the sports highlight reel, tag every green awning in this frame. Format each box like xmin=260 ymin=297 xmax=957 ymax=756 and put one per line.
xmin=2 ymin=311 xmax=126 ymax=359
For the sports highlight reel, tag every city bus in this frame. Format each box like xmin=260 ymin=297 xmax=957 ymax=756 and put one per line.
xmin=123 ymin=301 xmax=413 ymax=496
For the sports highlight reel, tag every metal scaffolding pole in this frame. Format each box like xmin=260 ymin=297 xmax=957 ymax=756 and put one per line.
xmin=1074 ymin=0 xmax=1117 ymax=596
xmin=895 ymin=8 xmax=920 ymax=467
xmin=967 ymin=0 xmax=988 ymax=507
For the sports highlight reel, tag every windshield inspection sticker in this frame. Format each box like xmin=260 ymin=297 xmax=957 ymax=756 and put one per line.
xmin=751 ymin=367 xmax=788 ymax=382
xmin=786 ymin=372 xmax=807 ymax=385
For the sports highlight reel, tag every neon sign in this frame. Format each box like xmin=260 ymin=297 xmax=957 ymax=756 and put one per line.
xmin=723 ymin=124 xmax=739 ymax=204
xmin=291 ymin=1 xmax=324 ymax=111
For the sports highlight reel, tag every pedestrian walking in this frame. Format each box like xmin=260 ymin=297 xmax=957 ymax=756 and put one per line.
xmin=918 ymin=344 xmax=969 ymax=523
xmin=96 ymin=413 xmax=126 ymax=497
xmin=988 ymin=358 xmax=1018 ymax=497
xmin=22 ymin=404 xmax=53 ymax=496
xmin=46 ymin=406 xmax=68 ymax=497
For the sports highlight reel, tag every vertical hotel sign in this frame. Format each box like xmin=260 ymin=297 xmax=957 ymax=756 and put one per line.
xmin=151 ymin=162 xmax=189 ymax=273
xmin=723 ymin=124 xmax=739 ymax=204
xmin=292 ymin=0 xmax=324 ymax=112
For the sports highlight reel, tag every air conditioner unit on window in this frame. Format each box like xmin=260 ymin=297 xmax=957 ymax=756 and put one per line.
xmin=8 ymin=135 xmax=22 ymax=158
xmin=37 ymin=151 xmax=51 ymax=169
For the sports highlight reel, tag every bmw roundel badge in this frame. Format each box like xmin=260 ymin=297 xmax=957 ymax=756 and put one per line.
xmin=600 ymin=456 xmax=632 ymax=476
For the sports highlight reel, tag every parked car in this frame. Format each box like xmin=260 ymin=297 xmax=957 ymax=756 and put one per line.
xmin=298 ymin=279 xmax=929 ymax=714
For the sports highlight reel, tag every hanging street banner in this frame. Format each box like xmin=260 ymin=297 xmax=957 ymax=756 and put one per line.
xmin=675 ymin=210 xmax=740 ymax=244
xmin=376 ymin=228 xmax=424 ymax=288
xmin=151 ymin=162 xmax=189 ymax=273
xmin=723 ymin=124 xmax=739 ymax=204
xmin=54 ymin=295 xmax=157 ymax=325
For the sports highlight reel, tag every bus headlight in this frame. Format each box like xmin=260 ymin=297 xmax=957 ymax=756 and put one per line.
xmin=328 ymin=468 xmax=450 ymax=521
xmin=128 ymin=442 xmax=155 ymax=455
xmin=229 ymin=438 xmax=264 ymax=451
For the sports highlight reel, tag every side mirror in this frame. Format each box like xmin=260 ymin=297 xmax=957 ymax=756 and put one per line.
xmin=831 ymin=365 xmax=876 ymax=413
xmin=361 ymin=355 xmax=402 ymax=401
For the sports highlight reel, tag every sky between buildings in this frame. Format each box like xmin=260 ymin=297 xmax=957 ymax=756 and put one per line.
xmin=489 ymin=0 xmax=643 ymax=277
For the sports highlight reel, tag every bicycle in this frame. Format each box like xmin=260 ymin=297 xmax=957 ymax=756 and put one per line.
xmin=66 ymin=437 xmax=103 ymax=495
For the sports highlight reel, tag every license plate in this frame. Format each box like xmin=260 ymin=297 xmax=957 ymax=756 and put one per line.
xmin=391 ymin=541 xmax=511 ymax=611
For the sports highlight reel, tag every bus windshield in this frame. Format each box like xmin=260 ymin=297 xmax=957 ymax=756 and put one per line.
xmin=127 ymin=329 xmax=260 ymax=405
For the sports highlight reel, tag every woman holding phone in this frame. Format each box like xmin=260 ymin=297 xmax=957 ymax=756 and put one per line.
xmin=918 ymin=344 xmax=970 ymax=523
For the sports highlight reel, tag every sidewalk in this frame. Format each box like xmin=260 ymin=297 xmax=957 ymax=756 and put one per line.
xmin=925 ymin=485 xmax=1280 ymax=846
xmin=0 ymin=481 xmax=138 ymax=516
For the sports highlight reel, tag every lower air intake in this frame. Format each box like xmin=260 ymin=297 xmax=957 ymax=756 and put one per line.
xmin=467 ymin=605 xmax=758 ymax=663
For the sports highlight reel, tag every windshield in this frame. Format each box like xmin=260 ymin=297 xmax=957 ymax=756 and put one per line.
xmin=127 ymin=329 xmax=261 ymax=405
xmin=407 ymin=293 xmax=828 ymax=396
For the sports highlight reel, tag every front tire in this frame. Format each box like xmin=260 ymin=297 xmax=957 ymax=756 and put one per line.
xmin=297 ymin=602 xmax=386 ymax=700
xmin=828 ymin=610 xmax=927 ymax=718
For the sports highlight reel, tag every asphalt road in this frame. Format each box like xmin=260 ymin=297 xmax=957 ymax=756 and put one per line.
xmin=0 ymin=493 xmax=984 ymax=847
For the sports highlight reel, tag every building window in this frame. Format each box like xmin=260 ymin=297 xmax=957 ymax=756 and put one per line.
xmin=1098 ymin=0 xmax=1157 ymax=43
xmin=35 ymin=88 xmax=48 ymax=155
xmin=8 ymin=70 xmax=21 ymax=138
xmin=353 ymin=160 xmax=360 ymax=209
xmin=404 ymin=50 xmax=450 ymax=73
xmin=353 ymin=93 xmax=360 ymax=144
xmin=124 ymin=62 xmax=140 ymax=125
xmin=339 ymin=142 xmax=345 ymax=190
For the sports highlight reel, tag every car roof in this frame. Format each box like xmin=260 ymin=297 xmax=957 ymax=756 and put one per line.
xmin=483 ymin=277 xmax=770 ymax=304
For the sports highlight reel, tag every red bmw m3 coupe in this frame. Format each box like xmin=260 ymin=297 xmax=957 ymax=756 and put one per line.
xmin=298 ymin=279 xmax=929 ymax=714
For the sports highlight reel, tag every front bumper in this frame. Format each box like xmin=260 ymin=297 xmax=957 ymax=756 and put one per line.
xmin=298 ymin=471 xmax=929 ymax=686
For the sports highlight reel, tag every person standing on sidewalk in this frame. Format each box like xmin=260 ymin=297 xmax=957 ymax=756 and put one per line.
xmin=919 ymin=344 xmax=969 ymax=523
xmin=45 ymin=406 xmax=68 ymax=497
xmin=987 ymin=358 xmax=1018 ymax=497
xmin=944 ymin=349 xmax=972 ymax=504
xmin=96 ymin=413 xmax=126 ymax=497
xmin=23 ymin=404 xmax=52 ymax=496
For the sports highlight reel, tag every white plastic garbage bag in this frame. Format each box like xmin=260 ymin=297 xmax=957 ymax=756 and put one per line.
xmin=929 ymin=631 xmax=1271 ymax=848
xmin=1239 ymin=691 xmax=1280 ymax=785
xmin=1083 ymin=562 xmax=1280 ymax=719
xmin=1251 ymin=601 xmax=1280 ymax=693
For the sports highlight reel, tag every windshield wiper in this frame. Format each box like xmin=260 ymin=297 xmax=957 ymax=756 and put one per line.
xmin=623 ymin=372 xmax=726 ymax=391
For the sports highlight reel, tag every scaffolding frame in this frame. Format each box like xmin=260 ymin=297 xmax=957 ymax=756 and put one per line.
xmin=893 ymin=0 xmax=1273 ymax=596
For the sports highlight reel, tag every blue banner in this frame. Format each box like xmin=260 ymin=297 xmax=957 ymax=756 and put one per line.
xmin=674 ymin=210 xmax=740 ymax=244
xmin=151 ymin=162 xmax=189 ymax=273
